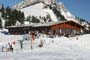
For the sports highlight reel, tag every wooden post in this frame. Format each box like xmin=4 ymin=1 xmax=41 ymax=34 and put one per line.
xmin=64 ymin=23 xmax=65 ymax=36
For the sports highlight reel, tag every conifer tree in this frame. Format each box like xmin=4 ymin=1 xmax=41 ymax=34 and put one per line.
xmin=0 ymin=18 xmax=2 ymax=28
xmin=20 ymin=12 xmax=25 ymax=24
xmin=6 ymin=6 xmax=11 ymax=19
xmin=52 ymin=8 xmax=66 ymax=20
xmin=31 ymin=16 xmax=40 ymax=23
xmin=0 ymin=4 xmax=5 ymax=18
xmin=26 ymin=16 xmax=31 ymax=22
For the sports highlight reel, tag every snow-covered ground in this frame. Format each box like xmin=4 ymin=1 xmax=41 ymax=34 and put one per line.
xmin=0 ymin=34 xmax=90 ymax=60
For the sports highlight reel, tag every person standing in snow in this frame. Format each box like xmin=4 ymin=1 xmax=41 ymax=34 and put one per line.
xmin=76 ymin=37 xmax=78 ymax=40
xmin=2 ymin=46 xmax=4 ymax=52
xmin=19 ymin=40 xmax=23 ymax=50
xmin=7 ymin=43 xmax=10 ymax=52
xmin=29 ymin=31 xmax=35 ymax=50
xmin=9 ymin=44 xmax=13 ymax=52
xmin=6 ymin=43 xmax=13 ymax=52
xmin=12 ymin=41 xmax=16 ymax=46
xmin=39 ymin=40 xmax=44 ymax=47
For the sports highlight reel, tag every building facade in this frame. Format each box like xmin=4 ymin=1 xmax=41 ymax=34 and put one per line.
xmin=7 ymin=21 xmax=84 ymax=36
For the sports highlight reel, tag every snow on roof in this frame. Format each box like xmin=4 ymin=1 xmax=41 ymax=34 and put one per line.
xmin=7 ymin=21 xmax=67 ymax=28
xmin=7 ymin=20 xmax=84 ymax=29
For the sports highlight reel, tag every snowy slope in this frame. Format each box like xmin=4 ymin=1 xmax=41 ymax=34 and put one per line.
xmin=20 ymin=2 xmax=78 ymax=22
xmin=44 ymin=8 xmax=58 ymax=21
xmin=21 ymin=3 xmax=46 ymax=17
xmin=58 ymin=2 xmax=77 ymax=22
xmin=21 ymin=3 xmax=58 ymax=21
xmin=20 ymin=1 xmax=76 ymax=22
xmin=0 ymin=12 xmax=5 ymax=28
xmin=1 ymin=18 xmax=5 ymax=28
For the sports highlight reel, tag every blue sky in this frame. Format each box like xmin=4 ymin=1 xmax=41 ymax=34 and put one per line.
xmin=0 ymin=0 xmax=90 ymax=22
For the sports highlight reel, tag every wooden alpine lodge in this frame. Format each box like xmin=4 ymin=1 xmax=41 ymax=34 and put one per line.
xmin=7 ymin=20 xmax=84 ymax=36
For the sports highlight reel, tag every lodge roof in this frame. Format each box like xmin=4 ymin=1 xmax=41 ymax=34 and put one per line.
xmin=6 ymin=20 xmax=84 ymax=28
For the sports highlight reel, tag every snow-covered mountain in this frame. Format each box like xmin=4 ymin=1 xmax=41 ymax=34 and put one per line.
xmin=12 ymin=0 xmax=90 ymax=30
xmin=58 ymin=2 xmax=76 ymax=21
xmin=21 ymin=2 xmax=58 ymax=22
xmin=13 ymin=0 xmax=76 ymax=22
xmin=0 ymin=0 xmax=89 ymax=31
